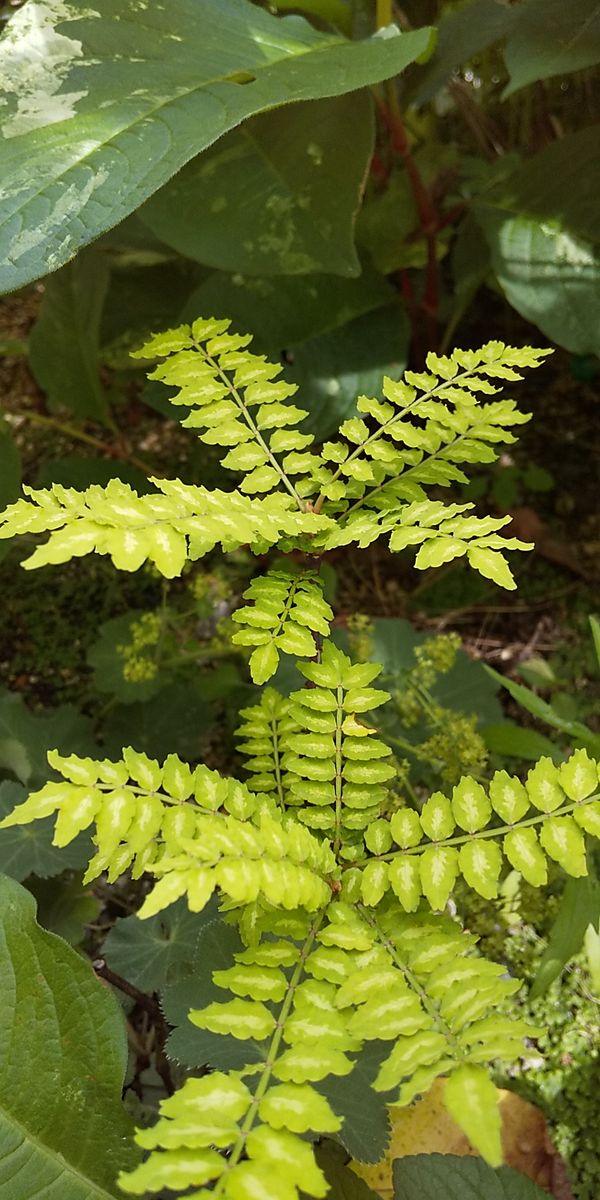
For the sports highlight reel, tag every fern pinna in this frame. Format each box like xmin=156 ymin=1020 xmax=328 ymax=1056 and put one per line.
xmin=3 ymin=319 xmax=599 ymax=1200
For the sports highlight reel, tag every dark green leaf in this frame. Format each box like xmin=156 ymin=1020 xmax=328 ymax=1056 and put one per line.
xmin=411 ymin=0 xmax=518 ymax=103
xmin=393 ymin=1153 xmax=550 ymax=1199
xmin=26 ymin=872 xmax=100 ymax=945
xmin=482 ymin=721 xmax=561 ymax=762
xmin=310 ymin=1141 xmax=381 ymax=1200
xmin=476 ymin=207 xmax=600 ymax=356
xmin=28 ymin=249 xmax=110 ymax=422
xmin=503 ymin=0 xmax=600 ymax=96
xmin=318 ymin=1041 xmax=392 ymax=1163
xmin=87 ymin=614 xmax=165 ymax=704
xmin=0 ymin=781 xmax=91 ymax=881
xmin=482 ymin=127 xmax=600 ymax=246
xmin=103 ymin=899 xmax=207 ymax=993
xmin=0 ymin=0 xmax=433 ymax=291
xmin=161 ymin=913 xmax=267 ymax=1069
xmin=0 ymin=872 xmax=137 ymax=1197
xmin=286 ymin=304 xmax=409 ymax=441
xmin=589 ymin=614 xmax=600 ymax=673
xmin=485 ymin=667 xmax=600 ymax=755
xmin=0 ymin=417 xmax=21 ymax=509
xmin=141 ymin=93 xmax=374 ymax=278
xmin=182 ymin=261 xmax=395 ymax=350
xmin=530 ymin=872 xmax=600 ymax=998
xmin=102 ymin=681 xmax=215 ymax=760
xmin=0 ymin=688 xmax=96 ymax=787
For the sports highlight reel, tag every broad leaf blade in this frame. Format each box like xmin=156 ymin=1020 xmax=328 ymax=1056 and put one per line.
xmin=141 ymin=93 xmax=374 ymax=278
xmin=103 ymin=898 xmax=206 ymax=993
xmin=0 ymin=872 xmax=137 ymax=1196
xmin=393 ymin=1153 xmax=550 ymax=1198
xmin=28 ymin=248 xmax=109 ymax=422
xmin=476 ymin=207 xmax=600 ymax=357
xmin=0 ymin=780 xmax=91 ymax=880
xmin=503 ymin=0 xmax=600 ymax=96
xmin=0 ymin=0 xmax=433 ymax=291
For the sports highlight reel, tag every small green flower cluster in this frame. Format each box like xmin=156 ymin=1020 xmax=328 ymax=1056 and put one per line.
xmin=395 ymin=632 xmax=461 ymax=727
xmin=117 ymin=612 xmax=161 ymax=683
xmin=346 ymin=613 xmax=376 ymax=663
xmin=418 ymin=709 xmax=488 ymax=785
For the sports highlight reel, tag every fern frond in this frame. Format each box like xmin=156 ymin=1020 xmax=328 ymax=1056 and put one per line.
xmin=322 ymin=498 xmax=532 ymax=589
xmin=0 ymin=478 xmax=333 ymax=576
xmin=344 ymin=750 xmax=600 ymax=911
xmin=0 ymin=747 xmax=337 ymax=911
xmin=132 ymin=317 xmax=315 ymax=508
xmin=232 ymin=568 xmax=334 ymax=683
xmin=310 ymin=342 xmax=550 ymax=512
xmin=237 ymin=688 xmax=300 ymax=804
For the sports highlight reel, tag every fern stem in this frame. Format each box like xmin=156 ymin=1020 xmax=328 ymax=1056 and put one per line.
xmin=198 ymin=342 xmax=305 ymax=511
xmin=334 ymin=684 xmax=345 ymax=856
xmin=344 ymin=417 xmax=508 ymax=518
xmin=358 ymin=904 xmax=464 ymax=1057
xmin=211 ymin=910 xmax=326 ymax=1193
xmin=350 ymin=792 xmax=600 ymax=866
xmin=314 ymin=366 xmax=477 ymax=513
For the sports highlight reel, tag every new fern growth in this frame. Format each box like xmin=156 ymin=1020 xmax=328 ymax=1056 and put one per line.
xmin=3 ymin=317 xmax=591 ymax=1200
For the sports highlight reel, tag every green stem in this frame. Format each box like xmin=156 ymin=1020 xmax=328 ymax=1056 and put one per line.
xmin=212 ymin=911 xmax=326 ymax=1192
xmin=376 ymin=0 xmax=393 ymax=25
xmin=200 ymin=344 xmax=305 ymax=511
xmin=334 ymin=684 xmax=344 ymax=856
xmin=358 ymin=904 xmax=463 ymax=1056
xmin=349 ymin=793 xmax=600 ymax=867
xmin=315 ymin=365 xmax=478 ymax=514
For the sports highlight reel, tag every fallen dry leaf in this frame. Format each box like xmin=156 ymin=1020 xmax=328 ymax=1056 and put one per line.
xmin=353 ymin=1080 xmax=573 ymax=1197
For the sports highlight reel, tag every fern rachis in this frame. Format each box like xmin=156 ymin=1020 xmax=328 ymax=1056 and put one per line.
xmin=1 ymin=316 xmax=590 ymax=1200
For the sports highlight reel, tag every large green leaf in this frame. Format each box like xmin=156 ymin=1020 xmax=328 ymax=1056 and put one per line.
xmin=103 ymin=898 xmax=206 ymax=993
xmin=530 ymin=872 xmax=600 ymax=999
xmin=0 ymin=0 xmax=433 ymax=292
xmin=286 ymin=303 xmax=409 ymax=441
xmin=28 ymin=248 xmax=110 ymax=422
xmin=87 ymin=613 xmax=166 ymax=705
xmin=0 ymin=416 xmax=21 ymax=509
xmin=0 ymin=872 xmax=137 ymax=1197
xmin=482 ymin=127 xmax=600 ymax=246
xmin=0 ymin=780 xmax=91 ymax=880
xmin=181 ymin=260 xmax=395 ymax=349
xmin=0 ymin=688 xmax=96 ymax=787
xmin=141 ymin=92 xmax=374 ymax=278
xmin=411 ymin=0 xmax=518 ymax=103
xmin=393 ymin=1154 xmax=549 ymax=1199
xmin=311 ymin=1142 xmax=381 ymax=1200
xmin=503 ymin=0 xmax=600 ymax=96
xmin=476 ymin=208 xmax=600 ymax=356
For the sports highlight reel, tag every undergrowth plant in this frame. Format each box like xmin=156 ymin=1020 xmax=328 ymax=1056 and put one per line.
xmin=2 ymin=320 xmax=600 ymax=1200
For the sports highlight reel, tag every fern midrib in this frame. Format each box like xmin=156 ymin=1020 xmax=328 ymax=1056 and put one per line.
xmin=343 ymin=408 xmax=510 ymax=519
xmin=314 ymin=365 xmax=482 ymax=513
xmin=199 ymin=343 xmax=305 ymax=510
xmin=348 ymin=791 xmax=600 ymax=866
xmin=211 ymin=912 xmax=326 ymax=1195
xmin=358 ymin=904 xmax=464 ymax=1058
xmin=333 ymin=684 xmax=344 ymax=856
